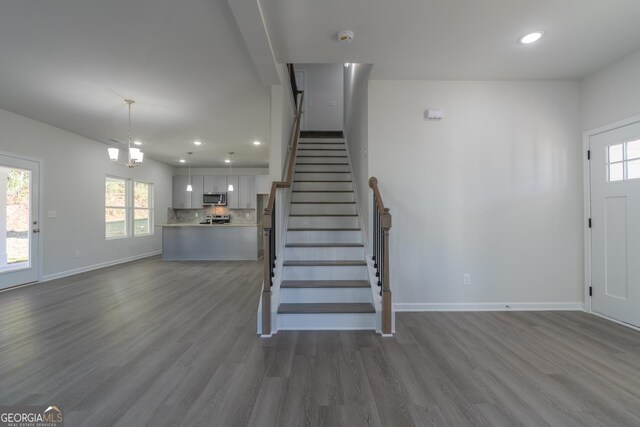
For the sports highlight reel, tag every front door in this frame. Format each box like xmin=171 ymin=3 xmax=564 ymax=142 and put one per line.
xmin=590 ymin=121 xmax=640 ymax=327
xmin=0 ymin=154 xmax=40 ymax=290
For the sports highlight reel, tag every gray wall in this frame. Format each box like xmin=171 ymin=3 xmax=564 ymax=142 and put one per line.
xmin=295 ymin=64 xmax=343 ymax=130
xmin=368 ymin=80 xmax=583 ymax=309
xmin=343 ymin=64 xmax=373 ymax=243
xmin=581 ymin=47 xmax=640 ymax=131
xmin=0 ymin=107 xmax=173 ymax=281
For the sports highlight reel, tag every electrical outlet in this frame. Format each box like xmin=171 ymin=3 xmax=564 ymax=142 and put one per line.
xmin=463 ymin=274 xmax=471 ymax=286
xmin=75 ymin=250 xmax=80 ymax=258
xmin=330 ymin=100 xmax=336 ymax=106
xmin=364 ymin=146 xmax=368 ymax=158
xmin=48 ymin=210 xmax=57 ymax=218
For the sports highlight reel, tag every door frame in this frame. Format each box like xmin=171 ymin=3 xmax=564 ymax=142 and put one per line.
xmin=0 ymin=150 xmax=44 ymax=286
xmin=583 ymin=113 xmax=640 ymax=330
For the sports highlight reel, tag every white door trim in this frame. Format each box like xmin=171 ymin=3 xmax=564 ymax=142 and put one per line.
xmin=0 ymin=150 xmax=44 ymax=283
xmin=583 ymin=113 xmax=640 ymax=316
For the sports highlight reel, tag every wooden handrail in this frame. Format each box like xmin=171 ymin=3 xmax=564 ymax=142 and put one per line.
xmin=368 ymin=177 xmax=385 ymax=213
xmin=369 ymin=176 xmax=392 ymax=335
xmin=262 ymin=89 xmax=304 ymax=336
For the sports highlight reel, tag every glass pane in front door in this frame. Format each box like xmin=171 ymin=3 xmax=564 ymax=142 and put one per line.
xmin=1 ymin=167 xmax=30 ymax=272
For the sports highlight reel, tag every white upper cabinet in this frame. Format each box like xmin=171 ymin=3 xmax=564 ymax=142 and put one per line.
xmin=239 ymin=176 xmax=257 ymax=209
xmin=203 ymin=175 xmax=227 ymax=193
xmin=256 ymin=175 xmax=270 ymax=194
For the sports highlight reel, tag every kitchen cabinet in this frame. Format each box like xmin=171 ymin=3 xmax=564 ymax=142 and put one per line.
xmin=172 ymin=175 xmax=192 ymax=208
xmin=256 ymin=175 xmax=270 ymax=194
xmin=226 ymin=175 xmax=239 ymax=209
xmin=203 ymin=175 xmax=227 ymax=193
xmin=239 ymin=175 xmax=256 ymax=209
xmin=190 ymin=175 xmax=204 ymax=208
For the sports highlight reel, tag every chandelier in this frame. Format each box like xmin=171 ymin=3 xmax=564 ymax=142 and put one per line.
xmin=107 ymin=99 xmax=144 ymax=167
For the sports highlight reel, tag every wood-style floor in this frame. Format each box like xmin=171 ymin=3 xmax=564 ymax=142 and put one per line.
xmin=1 ymin=257 xmax=640 ymax=426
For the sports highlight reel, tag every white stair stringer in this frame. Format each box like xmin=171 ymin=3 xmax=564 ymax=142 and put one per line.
xmin=271 ymin=134 xmax=378 ymax=333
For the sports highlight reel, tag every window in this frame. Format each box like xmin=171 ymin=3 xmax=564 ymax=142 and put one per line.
xmin=105 ymin=177 xmax=154 ymax=239
xmin=134 ymin=181 xmax=153 ymax=236
xmin=607 ymin=139 xmax=640 ymax=182
xmin=105 ymin=176 xmax=128 ymax=239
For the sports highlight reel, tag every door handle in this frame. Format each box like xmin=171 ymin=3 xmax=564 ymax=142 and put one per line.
xmin=33 ymin=228 xmax=40 ymax=233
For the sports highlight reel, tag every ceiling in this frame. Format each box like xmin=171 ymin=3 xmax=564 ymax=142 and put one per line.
xmin=0 ymin=0 xmax=271 ymax=167
xmin=261 ymin=0 xmax=640 ymax=80
xmin=2 ymin=0 xmax=640 ymax=168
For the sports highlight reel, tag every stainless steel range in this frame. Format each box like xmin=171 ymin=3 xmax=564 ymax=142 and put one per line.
xmin=200 ymin=214 xmax=230 ymax=224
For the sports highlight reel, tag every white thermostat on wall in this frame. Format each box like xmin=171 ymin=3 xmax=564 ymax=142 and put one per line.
xmin=424 ymin=109 xmax=444 ymax=120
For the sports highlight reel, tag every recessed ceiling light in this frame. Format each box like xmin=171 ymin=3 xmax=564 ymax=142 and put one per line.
xmin=253 ymin=140 xmax=261 ymax=146
xmin=519 ymin=31 xmax=544 ymax=45
xmin=225 ymin=159 xmax=231 ymax=163
xmin=179 ymin=159 xmax=186 ymax=163
xmin=133 ymin=140 xmax=142 ymax=146
xmin=194 ymin=140 xmax=202 ymax=145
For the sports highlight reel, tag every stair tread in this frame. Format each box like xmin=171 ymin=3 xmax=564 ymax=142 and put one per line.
xmin=288 ymin=227 xmax=360 ymax=231
xmin=296 ymin=163 xmax=349 ymax=165
xmin=284 ymin=260 xmax=367 ymax=266
xmin=294 ymin=180 xmax=352 ymax=183
xmin=298 ymin=148 xmax=347 ymax=151
xmin=289 ymin=214 xmax=358 ymax=217
xmin=292 ymin=190 xmax=354 ymax=193
xmin=295 ymin=171 xmax=350 ymax=173
xmin=278 ymin=302 xmax=375 ymax=314
xmin=286 ymin=243 xmax=364 ymax=247
xmin=281 ymin=280 xmax=370 ymax=288
xmin=291 ymin=201 xmax=356 ymax=204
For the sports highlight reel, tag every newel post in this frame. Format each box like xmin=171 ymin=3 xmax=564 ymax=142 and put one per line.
xmin=381 ymin=208 xmax=392 ymax=335
xmin=262 ymin=208 xmax=272 ymax=336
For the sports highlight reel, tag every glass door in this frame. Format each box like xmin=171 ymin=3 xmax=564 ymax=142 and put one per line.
xmin=0 ymin=154 xmax=40 ymax=290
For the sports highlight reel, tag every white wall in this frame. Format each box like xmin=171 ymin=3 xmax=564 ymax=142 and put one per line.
xmin=0 ymin=107 xmax=173 ymax=281
xmin=344 ymin=64 xmax=373 ymax=241
xmin=295 ymin=64 xmax=343 ymax=130
xmin=269 ymin=64 xmax=297 ymax=182
xmin=368 ymin=80 xmax=583 ymax=309
xmin=581 ymin=48 xmax=640 ymax=131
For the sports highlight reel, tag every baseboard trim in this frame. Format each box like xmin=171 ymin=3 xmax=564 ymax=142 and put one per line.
xmin=41 ymin=251 xmax=162 ymax=282
xmin=394 ymin=302 xmax=586 ymax=312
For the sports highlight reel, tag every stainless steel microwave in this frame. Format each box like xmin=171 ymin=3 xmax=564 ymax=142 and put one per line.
xmin=203 ymin=192 xmax=227 ymax=206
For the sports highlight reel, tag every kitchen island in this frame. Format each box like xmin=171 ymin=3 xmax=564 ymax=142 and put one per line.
xmin=160 ymin=223 xmax=260 ymax=261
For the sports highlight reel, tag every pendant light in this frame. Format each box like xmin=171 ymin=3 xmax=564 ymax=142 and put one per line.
xmin=108 ymin=99 xmax=144 ymax=167
xmin=227 ymin=152 xmax=234 ymax=192
xmin=186 ymin=152 xmax=193 ymax=192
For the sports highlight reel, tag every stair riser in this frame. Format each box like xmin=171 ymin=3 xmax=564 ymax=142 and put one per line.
xmin=297 ymin=157 xmax=348 ymax=164
xmin=282 ymin=265 xmax=368 ymax=280
xmin=299 ymin=138 xmax=344 ymax=144
xmin=298 ymin=144 xmax=346 ymax=150
xmin=297 ymin=150 xmax=346 ymax=156
xmin=277 ymin=313 xmax=375 ymax=330
xmin=296 ymin=164 xmax=350 ymax=172
xmin=293 ymin=182 xmax=353 ymax=191
xmin=286 ymin=230 xmax=362 ymax=244
xmin=280 ymin=287 xmax=371 ymax=303
xmin=291 ymin=192 xmax=355 ymax=202
xmin=288 ymin=216 xmax=359 ymax=228
xmin=290 ymin=204 xmax=357 ymax=215
xmin=294 ymin=172 xmax=351 ymax=181
xmin=284 ymin=246 xmax=365 ymax=260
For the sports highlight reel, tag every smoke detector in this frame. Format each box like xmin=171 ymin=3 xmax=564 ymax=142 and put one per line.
xmin=337 ymin=30 xmax=354 ymax=45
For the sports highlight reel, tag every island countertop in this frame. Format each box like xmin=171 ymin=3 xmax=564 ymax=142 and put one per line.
xmin=158 ymin=223 xmax=258 ymax=227
xmin=161 ymin=223 xmax=260 ymax=260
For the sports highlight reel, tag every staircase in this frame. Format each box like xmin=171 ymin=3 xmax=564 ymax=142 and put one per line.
xmin=276 ymin=130 xmax=376 ymax=330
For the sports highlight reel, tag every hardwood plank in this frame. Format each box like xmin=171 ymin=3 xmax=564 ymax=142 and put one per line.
xmin=1 ymin=257 xmax=639 ymax=426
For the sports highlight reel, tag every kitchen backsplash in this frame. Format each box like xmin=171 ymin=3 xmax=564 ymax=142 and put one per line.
xmin=168 ymin=208 xmax=256 ymax=224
